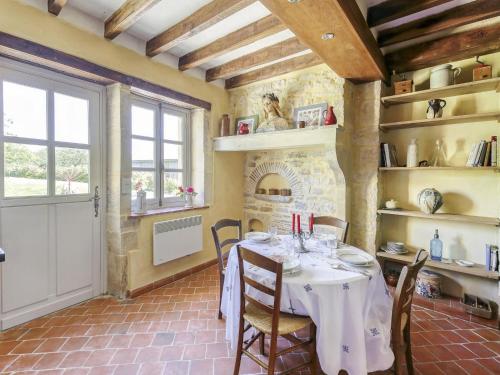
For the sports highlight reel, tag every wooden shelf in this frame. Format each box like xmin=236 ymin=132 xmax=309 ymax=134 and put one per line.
xmin=377 ymin=209 xmax=500 ymax=226
xmin=376 ymin=251 xmax=499 ymax=280
xmin=381 ymin=77 xmax=500 ymax=105
xmin=379 ymin=112 xmax=500 ymax=131
xmin=379 ymin=166 xmax=499 ymax=171
xmin=213 ymin=126 xmax=338 ymax=152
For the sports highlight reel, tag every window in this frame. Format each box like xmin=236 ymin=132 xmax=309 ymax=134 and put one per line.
xmin=2 ymin=79 xmax=92 ymax=199
xmin=131 ymin=97 xmax=190 ymax=208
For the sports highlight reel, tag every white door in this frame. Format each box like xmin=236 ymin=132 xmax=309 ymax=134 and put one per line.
xmin=0 ymin=59 xmax=104 ymax=329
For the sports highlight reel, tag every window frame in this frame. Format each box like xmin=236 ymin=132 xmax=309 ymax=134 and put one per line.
xmin=130 ymin=96 xmax=191 ymax=209
xmin=0 ymin=66 xmax=100 ymax=206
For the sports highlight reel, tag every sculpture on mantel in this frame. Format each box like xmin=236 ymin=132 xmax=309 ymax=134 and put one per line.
xmin=256 ymin=93 xmax=289 ymax=133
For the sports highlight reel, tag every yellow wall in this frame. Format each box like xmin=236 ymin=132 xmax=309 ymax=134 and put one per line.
xmin=0 ymin=0 xmax=245 ymax=293
xmin=381 ymin=52 xmax=500 ymax=300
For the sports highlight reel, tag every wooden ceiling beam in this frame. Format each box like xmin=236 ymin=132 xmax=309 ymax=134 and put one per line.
xmin=146 ymin=0 xmax=254 ymax=57
xmin=206 ymin=37 xmax=307 ymax=82
xmin=385 ymin=23 xmax=500 ymax=73
xmin=368 ymin=0 xmax=453 ymax=27
xmin=225 ymin=53 xmax=323 ymax=89
xmin=47 ymin=0 xmax=68 ymax=16
xmin=259 ymin=0 xmax=388 ymax=82
xmin=105 ymin=0 xmax=161 ymax=40
xmin=378 ymin=0 xmax=500 ymax=47
xmin=178 ymin=15 xmax=285 ymax=71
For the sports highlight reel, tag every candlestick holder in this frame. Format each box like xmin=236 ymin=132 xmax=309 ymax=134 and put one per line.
xmin=292 ymin=230 xmax=313 ymax=253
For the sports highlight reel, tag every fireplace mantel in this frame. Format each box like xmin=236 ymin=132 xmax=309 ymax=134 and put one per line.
xmin=213 ymin=126 xmax=338 ymax=152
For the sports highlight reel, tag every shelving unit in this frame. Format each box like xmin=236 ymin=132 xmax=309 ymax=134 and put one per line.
xmin=377 ymin=209 xmax=500 ymax=227
xmin=381 ymin=77 xmax=500 ymax=105
xmin=376 ymin=251 xmax=499 ymax=280
xmin=379 ymin=112 xmax=500 ymax=131
xmin=378 ymin=73 xmax=500 ymax=290
xmin=379 ymin=166 xmax=499 ymax=171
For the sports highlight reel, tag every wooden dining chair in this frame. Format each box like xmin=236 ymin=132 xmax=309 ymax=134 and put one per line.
xmin=211 ymin=219 xmax=242 ymax=319
xmin=313 ymin=216 xmax=349 ymax=243
xmin=233 ymin=245 xmax=318 ymax=375
xmin=390 ymin=249 xmax=428 ymax=375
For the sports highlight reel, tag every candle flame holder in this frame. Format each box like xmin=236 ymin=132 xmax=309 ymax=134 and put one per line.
xmin=292 ymin=230 xmax=313 ymax=253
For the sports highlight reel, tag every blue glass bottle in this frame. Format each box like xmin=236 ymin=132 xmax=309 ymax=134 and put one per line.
xmin=430 ymin=229 xmax=443 ymax=261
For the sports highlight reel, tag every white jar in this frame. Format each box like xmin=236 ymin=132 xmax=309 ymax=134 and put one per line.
xmin=407 ymin=138 xmax=418 ymax=168
xmin=430 ymin=64 xmax=461 ymax=89
xmin=135 ymin=189 xmax=147 ymax=213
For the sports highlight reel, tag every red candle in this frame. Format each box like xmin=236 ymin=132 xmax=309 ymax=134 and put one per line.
xmin=292 ymin=213 xmax=296 ymax=233
xmin=297 ymin=214 xmax=301 ymax=233
xmin=309 ymin=213 xmax=314 ymax=232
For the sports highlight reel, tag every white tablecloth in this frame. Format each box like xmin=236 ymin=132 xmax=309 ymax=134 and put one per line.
xmin=221 ymin=236 xmax=394 ymax=375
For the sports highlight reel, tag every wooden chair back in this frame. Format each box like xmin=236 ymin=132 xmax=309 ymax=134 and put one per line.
xmin=391 ymin=249 xmax=427 ymax=345
xmin=211 ymin=219 xmax=242 ymax=275
xmin=313 ymin=216 xmax=349 ymax=243
xmin=236 ymin=245 xmax=283 ymax=336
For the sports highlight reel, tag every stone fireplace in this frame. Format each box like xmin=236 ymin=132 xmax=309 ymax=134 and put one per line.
xmin=243 ymin=139 xmax=346 ymax=235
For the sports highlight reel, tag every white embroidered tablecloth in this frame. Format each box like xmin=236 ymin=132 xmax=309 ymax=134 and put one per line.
xmin=221 ymin=236 xmax=395 ymax=375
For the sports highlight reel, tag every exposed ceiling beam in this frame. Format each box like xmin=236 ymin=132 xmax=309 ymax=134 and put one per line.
xmin=259 ymin=0 xmax=388 ymax=82
xmin=105 ymin=0 xmax=161 ymax=40
xmin=47 ymin=0 xmax=68 ymax=16
xmin=146 ymin=0 xmax=254 ymax=57
xmin=368 ymin=0 xmax=454 ymax=27
xmin=178 ymin=15 xmax=286 ymax=71
xmin=225 ymin=53 xmax=323 ymax=89
xmin=385 ymin=23 xmax=500 ymax=73
xmin=206 ymin=37 xmax=307 ymax=82
xmin=378 ymin=0 xmax=500 ymax=47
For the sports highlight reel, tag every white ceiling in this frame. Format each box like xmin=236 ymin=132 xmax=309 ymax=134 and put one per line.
xmin=19 ymin=0 xmax=499 ymax=84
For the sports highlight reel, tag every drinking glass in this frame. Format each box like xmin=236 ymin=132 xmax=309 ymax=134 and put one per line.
xmin=269 ymin=226 xmax=278 ymax=238
xmin=326 ymin=234 xmax=338 ymax=258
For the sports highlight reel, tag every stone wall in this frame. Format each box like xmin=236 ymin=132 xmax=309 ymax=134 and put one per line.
xmin=229 ymin=65 xmax=347 ymax=237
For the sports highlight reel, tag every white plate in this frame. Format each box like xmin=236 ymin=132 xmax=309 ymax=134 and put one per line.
xmin=380 ymin=245 xmax=408 ymax=254
xmin=455 ymin=259 xmax=474 ymax=267
xmin=245 ymin=232 xmax=271 ymax=243
xmin=338 ymin=251 xmax=374 ymax=266
xmin=283 ymin=257 xmax=300 ymax=272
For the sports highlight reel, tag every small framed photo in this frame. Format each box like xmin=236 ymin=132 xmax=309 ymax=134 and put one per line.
xmin=293 ymin=103 xmax=328 ymax=128
xmin=235 ymin=115 xmax=259 ymax=135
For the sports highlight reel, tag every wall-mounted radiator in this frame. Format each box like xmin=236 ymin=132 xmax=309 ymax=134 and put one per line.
xmin=153 ymin=215 xmax=202 ymax=266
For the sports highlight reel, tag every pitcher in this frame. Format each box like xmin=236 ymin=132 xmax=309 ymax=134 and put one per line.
xmin=427 ymin=99 xmax=446 ymax=119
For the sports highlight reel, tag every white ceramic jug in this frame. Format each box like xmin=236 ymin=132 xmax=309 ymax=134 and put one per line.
xmin=430 ymin=64 xmax=461 ymax=88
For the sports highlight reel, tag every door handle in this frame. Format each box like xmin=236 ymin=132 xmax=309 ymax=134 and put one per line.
xmin=0 ymin=248 xmax=5 ymax=262
xmin=90 ymin=186 xmax=101 ymax=218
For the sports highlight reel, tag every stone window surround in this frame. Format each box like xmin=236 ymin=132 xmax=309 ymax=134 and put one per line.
xmin=106 ymin=83 xmax=212 ymax=297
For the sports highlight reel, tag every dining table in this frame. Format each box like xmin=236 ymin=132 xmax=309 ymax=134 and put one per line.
xmin=220 ymin=235 xmax=395 ymax=375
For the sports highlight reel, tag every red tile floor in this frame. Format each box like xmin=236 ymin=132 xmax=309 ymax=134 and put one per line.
xmin=0 ymin=265 xmax=498 ymax=375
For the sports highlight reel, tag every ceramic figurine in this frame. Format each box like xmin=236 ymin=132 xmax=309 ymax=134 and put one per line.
xmin=256 ymin=93 xmax=289 ymax=133
xmin=418 ymin=188 xmax=443 ymax=214
xmin=323 ymin=106 xmax=337 ymax=126
xmin=427 ymin=99 xmax=446 ymax=119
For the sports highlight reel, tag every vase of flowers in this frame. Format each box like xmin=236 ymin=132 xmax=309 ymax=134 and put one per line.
xmin=134 ymin=181 xmax=147 ymax=213
xmin=177 ymin=186 xmax=197 ymax=208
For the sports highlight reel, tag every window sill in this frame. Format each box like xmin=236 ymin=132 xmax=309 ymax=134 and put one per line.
xmin=128 ymin=205 xmax=209 ymax=219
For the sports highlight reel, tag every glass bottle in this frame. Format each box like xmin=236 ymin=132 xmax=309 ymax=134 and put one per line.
xmin=430 ymin=229 xmax=443 ymax=261
xmin=430 ymin=140 xmax=447 ymax=167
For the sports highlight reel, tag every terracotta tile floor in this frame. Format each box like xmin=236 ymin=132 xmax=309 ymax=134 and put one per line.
xmin=0 ymin=265 xmax=498 ymax=375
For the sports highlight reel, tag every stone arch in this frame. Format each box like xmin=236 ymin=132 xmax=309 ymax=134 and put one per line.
xmin=247 ymin=161 xmax=303 ymax=198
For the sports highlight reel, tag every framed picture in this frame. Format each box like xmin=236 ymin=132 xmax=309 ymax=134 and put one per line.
xmin=293 ymin=103 xmax=328 ymax=128
xmin=235 ymin=115 xmax=259 ymax=135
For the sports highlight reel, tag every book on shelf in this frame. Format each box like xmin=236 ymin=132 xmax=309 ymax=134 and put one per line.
xmin=380 ymin=143 xmax=398 ymax=168
xmin=485 ymin=244 xmax=499 ymax=272
xmin=466 ymin=137 xmax=497 ymax=167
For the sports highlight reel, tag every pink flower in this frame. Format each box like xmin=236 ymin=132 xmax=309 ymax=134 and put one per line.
xmin=186 ymin=186 xmax=194 ymax=193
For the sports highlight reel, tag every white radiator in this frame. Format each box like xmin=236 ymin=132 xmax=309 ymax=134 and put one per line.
xmin=153 ymin=215 xmax=202 ymax=266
